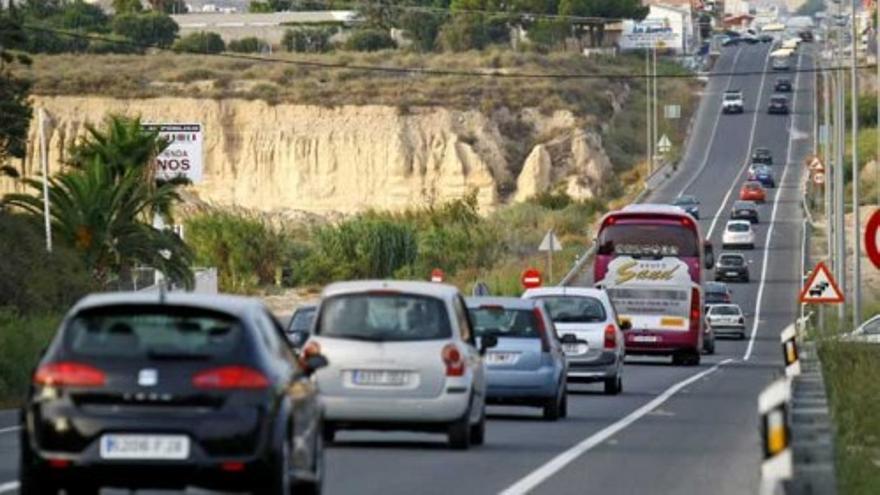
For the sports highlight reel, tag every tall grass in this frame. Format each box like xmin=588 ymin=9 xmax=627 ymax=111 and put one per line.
xmin=0 ymin=311 xmax=61 ymax=408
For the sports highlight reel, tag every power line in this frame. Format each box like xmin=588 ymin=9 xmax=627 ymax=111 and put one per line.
xmin=12 ymin=25 xmax=880 ymax=80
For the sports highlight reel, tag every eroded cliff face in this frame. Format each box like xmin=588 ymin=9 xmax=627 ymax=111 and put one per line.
xmin=1 ymin=96 xmax=614 ymax=215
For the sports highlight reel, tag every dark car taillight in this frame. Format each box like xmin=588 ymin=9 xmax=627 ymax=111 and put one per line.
xmin=192 ymin=366 xmax=269 ymax=390
xmin=691 ymin=288 xmax=701 ymax=325
xmin=442 ymin=344 xmax=466 ymax=377
xmin=604 ymin=324 xmax=616 ymax=350
xmin=34 ymin=362 xmax=106 ymax=388
xmin=533 ymin=308 xmax=551 ymax=352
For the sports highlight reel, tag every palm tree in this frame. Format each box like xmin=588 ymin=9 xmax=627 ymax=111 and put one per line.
xmin=2 ymin=116 xmax=194 ymax=289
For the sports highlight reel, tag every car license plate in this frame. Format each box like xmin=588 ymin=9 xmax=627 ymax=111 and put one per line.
xmin=739 ymin=210 xmax=749 ymax=215
xmin=486 ymin=352 xmax=518 ymax=365
xmin=352 ymin=370 xmax=409 ymax=386
xmin=99 ymin=434 xmax=189 ymax=460
xmin=727 ymin=271 xmax=738 ymax=276
xmin=562 ymin=342 xmax=588 ymax=355
xmin=632 ymin=335 xmax=659 ymax=343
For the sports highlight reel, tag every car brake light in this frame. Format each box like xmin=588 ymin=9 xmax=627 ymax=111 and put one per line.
xmin=192 ymin=366 xmax=269 ymax=390
xmin=441 ymin=344 xmax=465 ymax=377
xmin=47 ymin=458 xmax=70 ymax=469
xmin=34 ymin=362 xmax=106 ymax=388
xmin=533 ymin=308 xmax=551 ymax=352
xmin=221 ymin=462 xmax=246 ymax=472
xmin=680 ymin=217 xmax=693 ymax=229
xmin=604 ymin=324 xmax=616 ymax=349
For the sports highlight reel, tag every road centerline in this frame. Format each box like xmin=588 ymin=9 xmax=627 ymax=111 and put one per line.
xmin=0 ymin=426 xmax=20 ymax=435
xmin=498 ymin=358 xmax=735 ymax=495
xmin=0 ymin=482 xmax=18 ymax=494
xmin=744 ymin=51 xmax=806 ymax=362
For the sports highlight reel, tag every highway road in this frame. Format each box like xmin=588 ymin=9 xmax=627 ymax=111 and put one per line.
xmin=0 ymin=43 xmax=813 ymax=495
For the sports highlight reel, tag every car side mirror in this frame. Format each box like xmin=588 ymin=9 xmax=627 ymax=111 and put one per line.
xmin=480 ymin=334 xmax=498 ymax=355
xmin=619 ymin=320 xmax=632 ymax=331
xmin=561 ymin=333 xmax=578 ymax=344
xmin=302 ymin=354 xmax=328 ymax=375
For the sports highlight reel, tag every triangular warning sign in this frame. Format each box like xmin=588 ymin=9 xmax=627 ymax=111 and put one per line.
xmin=799 ymin=262 xmax=845 ymax=304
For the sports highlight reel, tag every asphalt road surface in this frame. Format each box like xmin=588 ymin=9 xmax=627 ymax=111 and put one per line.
xmin=0 ymin=43 xmax=813 ymax=495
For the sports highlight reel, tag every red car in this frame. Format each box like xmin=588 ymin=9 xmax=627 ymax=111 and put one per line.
xmin=739 ymin=181 xmax=767 ymax=203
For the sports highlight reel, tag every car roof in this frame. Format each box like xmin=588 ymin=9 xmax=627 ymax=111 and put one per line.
xmin=733 ymin=200 xmax=756 ymax=207
xmin=727 ymin=219 xmax=752 ymax=226
xmin=621 ymin=203 xmax=687 ymax=215
xmin=719 ymin=252 xmax=746 ymax=259
xmin=771 ymin=95 xmax=788 ymax=100
xmin=675 ymin=195 xmax=697 ymax=202
xmin=293 ymin=304 xmax=318 ymax=312
xmin=744 ymin=181 xmax=763 ymax=187
xmin=321 ymin=280 xmax=461 ymax=300
xmin=522 ymin=286 xmax=608 ymax=301
xmin=70 ymin=292 xmax=264 ymax=318
xmin=465 ymin=296 xmax=537 ymax=310
xmin=705 ymin=281 xmax=729 ymax=291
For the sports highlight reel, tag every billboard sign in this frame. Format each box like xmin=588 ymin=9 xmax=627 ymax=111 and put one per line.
xmin=619 ymin=18 xmax=680 ymax=51
xmin=142 ymin=123 xmax=204 ymax=183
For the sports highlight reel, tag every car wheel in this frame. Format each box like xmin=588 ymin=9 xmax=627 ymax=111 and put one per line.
xmin=448 ymin=406 xmax=472 ymax=450
xmin=65 ymin=486 xmax=100 ymax=495
xmin=543 ymin=389 xmax=564 ymax=420
xmin=560 ymin=390 xmax=569 ymax=418
xmin=603 ymin=373 xmax=622 ymax=395
xmin=470 ymin=406 xmax=486 ymax=445
xmin=19 ymin=466 xmax=57 ymax=495
xmin=321 ymin=423 xmax=336 ymax=444
xmin=294 ymin=427 xmax=325 ymax=495
xmin=740 ymin=332 xmax=747 ymax=341
xmin=254 ymin=435 xmax=292 ymax=495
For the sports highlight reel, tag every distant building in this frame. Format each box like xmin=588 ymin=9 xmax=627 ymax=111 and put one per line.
xmin=171 ymin=10 xmax=359 ymax=44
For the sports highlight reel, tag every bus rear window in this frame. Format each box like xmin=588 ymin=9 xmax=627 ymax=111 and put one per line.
xmin=598 ymin=224 xmax=699 ymax=257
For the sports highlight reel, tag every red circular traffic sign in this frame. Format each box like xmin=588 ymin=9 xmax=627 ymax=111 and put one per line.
xmin=865 ymin=209 xmax=880 ymax=270
xmin=521 ymin=268 xmax=543 ymax=289
xmin=430 ymin=268 xmax=445 ymax=283
xmin=812 ymin=172 xmax=825 ymax=185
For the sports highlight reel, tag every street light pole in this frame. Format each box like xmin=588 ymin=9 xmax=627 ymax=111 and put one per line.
xmin=851 ymin=0 xmax=862 ymax=327
xmin=646 ymin=48 xmax=653 ymax=179
xmin=653 ymin=46 xmax=659 ymax=173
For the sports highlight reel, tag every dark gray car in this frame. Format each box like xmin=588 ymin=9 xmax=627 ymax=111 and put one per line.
xmin=715 ymin=253 xmax=750 ymax=282
xmin=730 ymin=200 xmax=760 ymax=223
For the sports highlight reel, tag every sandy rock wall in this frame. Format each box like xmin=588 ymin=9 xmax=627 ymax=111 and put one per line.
xmin=2 ymin=96 xmax=614 ymax=215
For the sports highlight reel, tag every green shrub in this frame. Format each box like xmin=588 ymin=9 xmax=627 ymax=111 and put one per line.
xmin=185 ymin=210 xmax=306 ymax=293
xmin=228 ymin=37 xmax=269 ymax=53
xmin=344 ymin=28 xmax=396 ymax=52
xmin=111 ymin=12 xmax=179 ymax=49
xmin=173 ymin=32 xmax=226 ymax=54
xmin=0 ymin=311 xmax=62 ymax=407
xmin=87 ymin=35 xmax=143 ymax=54
xmin=0 ymin=213 xmax=93 ymax=315
xmin=398 ymin=10 xmax=443 ymax=52
xmin=281 ymin=27 xmax=335 ymax=53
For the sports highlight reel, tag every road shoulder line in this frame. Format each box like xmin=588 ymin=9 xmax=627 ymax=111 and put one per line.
xmin=498 ymin=358 xmax=734 ymax=495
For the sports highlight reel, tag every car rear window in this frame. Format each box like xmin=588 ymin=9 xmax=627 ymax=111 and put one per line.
xmin=316 ymin=293 xmax=451 ymax=341
xmin=733 ymin=201 xmax=753 ymax=209
xmin=705 ymin=292 xmax=727 ymax=303
xmin=468 ymin=307 xmax=540 ymax=338
xmin=710 ymin=306 xmax=741 ymax=316
xmin=719 ymin=255 xmax=745 ymax=266
xmin=531 ymin=296 xmax=606 ymax=323
xmin=66 ymin=305 xmax=242 ymax=359
xmin=728 ymin=223 xmax=750 ymax=232
xmin=288 ymin=307 xmax=316 ymax=333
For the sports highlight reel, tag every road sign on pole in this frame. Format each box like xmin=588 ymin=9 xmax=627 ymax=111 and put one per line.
xmin=865 ymin=209 xmax=880 ymax=269
xmin=538 ymin=230 xmax=562 ymax=283
xmin=657 ymin=134 xmax=672 ymax=154
xmin=521 ymin=268 xmax=543 ymax=289
xmin=812 ymin=172 xmax=825 ymax=185
xmin=798 ymin=262 xmax=845 ymax=304
xmin=430 ymin=268 xmax=444 ymax=283
xmin=664 ymin=104 xmax=681 ymax=119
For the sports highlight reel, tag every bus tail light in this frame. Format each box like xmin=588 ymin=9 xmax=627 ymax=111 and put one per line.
xmin=604 ymin=324 xmax=616 ymax=349
xmin=691 ymin=288 xmax=701 ymax=325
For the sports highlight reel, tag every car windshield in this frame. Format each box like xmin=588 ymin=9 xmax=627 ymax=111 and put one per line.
xmin=288 ymin=307 xmax=316 ymax=333
xmin=772 ymin=97 xmax=787 ymax=103
xmin=860 ymin=317 xmax=880 ymax=335
xmin=66 ymin=306 xmax=242 ymax=359
xmin=531 ymin=296 xmax=606 ymax=323
xmin=745 ymin=182 xmax=761 ymax=189
xmin=724 ymin=93 xmax=740 ymax=101
xmin=674 ymin=196 xmax=697 ymax=206
xmin=719 ymin=255 xmax=745 ymax=266
xmin=598 ymin=223 xmax=700 ymax=257
xmin=727 ymin=223 xmax=750 ymax=232
xmin=316 ymin=293 xmax=452 ymax=341
xmin=705 ymin=292 xmax=728 ymax=303
xmin=468 ymin=307 xmax=542 ymax=338
xmin=733 ymin=201 xmax=753 ymax=209
xmin=710 ymin=306 xmax=741 ymax=316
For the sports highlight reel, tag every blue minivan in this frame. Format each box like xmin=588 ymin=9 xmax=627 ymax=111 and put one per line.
xmin=465 ymin=297 xmax=568 ymax=420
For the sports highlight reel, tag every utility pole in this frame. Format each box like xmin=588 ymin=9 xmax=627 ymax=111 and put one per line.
xmin=38 ymin=108 xmax=52 ymax=254
xmin=824 ymin=67 xmax=833 ymax=265
xmin=646 ymin=48 xmax=653 ymax=179
xmin=851 ymin=0 xmax=862 ymax=327
xmin=653 ymin=46 xmax=659 ymax=173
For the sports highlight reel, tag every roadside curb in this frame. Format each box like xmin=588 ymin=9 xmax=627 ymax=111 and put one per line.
xmin=786 ymin=340 xmax=837 ymax=495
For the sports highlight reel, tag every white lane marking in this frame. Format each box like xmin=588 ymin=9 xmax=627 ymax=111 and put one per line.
xmin=0 ymin=482 xmax=18 ymax=494
xmin=499 ymin=358 xmax=735 ymax=495
xmin=744 ymin=52 xmax=806 ymax=361
xmin=0 ymin=426 xmax=20 ymax=435
xmin=704 ymin=48 xmax=774 ymax=239
xmin=676 ymin=47 xmax=746 ymax=197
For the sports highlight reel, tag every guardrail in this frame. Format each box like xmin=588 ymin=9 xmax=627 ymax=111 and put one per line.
xmin=759 ymin=317 xmax=837 ymax=495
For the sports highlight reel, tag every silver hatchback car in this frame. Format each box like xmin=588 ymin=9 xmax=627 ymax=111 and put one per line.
xmin=309 ymin=280 xmax=496 ymax=450
xmin=522 ymin=287 xmax=626 ymax=395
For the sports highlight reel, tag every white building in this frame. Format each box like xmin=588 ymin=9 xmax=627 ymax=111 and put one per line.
xmin=725 ymin=0 xmax=751 ymax=16
xmin=619 ymin=4 xmax=697 ymax=54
